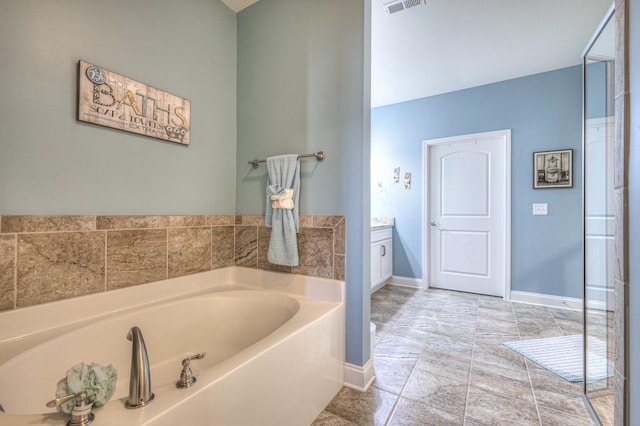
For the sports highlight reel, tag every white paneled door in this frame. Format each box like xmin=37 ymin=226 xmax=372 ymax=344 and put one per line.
xmin=424 ymin=130 xmax=510 ymax=297
xmin=585 ymin=117 xmax=615 ymax=310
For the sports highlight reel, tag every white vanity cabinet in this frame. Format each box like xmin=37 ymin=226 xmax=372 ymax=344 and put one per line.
xmin=371 ymin=227 xmax=393 ymax=292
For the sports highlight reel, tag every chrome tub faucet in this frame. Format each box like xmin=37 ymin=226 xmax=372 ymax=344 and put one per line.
xmin=125 ymin=326 xmax=154 ymax=409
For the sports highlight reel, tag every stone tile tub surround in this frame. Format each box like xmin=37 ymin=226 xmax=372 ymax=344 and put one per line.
xmin=0 ymin=215 xmax=346 ymax=312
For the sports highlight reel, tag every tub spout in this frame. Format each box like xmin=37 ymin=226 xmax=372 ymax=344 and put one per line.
xmin=125 ymin=326 xmax=155 ymax=409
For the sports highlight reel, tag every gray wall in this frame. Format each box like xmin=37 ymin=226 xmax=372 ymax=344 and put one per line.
xmin=236 ymin=0 xmax=371 ymax=366
xmin=628 ymin=0 xmax=639 ymax=421
xmin=371 ymin=66 xmax=584 ymax=298
xmin=0 ymin=0 xmax=237 ymax=214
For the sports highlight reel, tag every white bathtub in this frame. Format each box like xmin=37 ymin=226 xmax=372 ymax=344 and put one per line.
xmin=0 ymin=267 xmax=345 ymax=425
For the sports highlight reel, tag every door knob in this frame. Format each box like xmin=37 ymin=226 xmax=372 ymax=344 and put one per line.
xmin=430 ymin=221 xmax=438 ymax=227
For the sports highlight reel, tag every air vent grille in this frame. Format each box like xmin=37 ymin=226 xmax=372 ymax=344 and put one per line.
xmin=383 ymin=0 xmax=426 ymax=16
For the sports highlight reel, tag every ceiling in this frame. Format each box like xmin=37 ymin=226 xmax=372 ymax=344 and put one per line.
xmin=371 ymin=0 xmax=612 ymax=107
xmin=221 ymin=0 xmax=260 ymax=13
xmin=222 ymin=0 xmax=612 ymax=108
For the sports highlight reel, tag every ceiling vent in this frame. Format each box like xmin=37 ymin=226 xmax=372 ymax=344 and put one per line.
xmin=383 ymin=0 xmax=426 ymax=16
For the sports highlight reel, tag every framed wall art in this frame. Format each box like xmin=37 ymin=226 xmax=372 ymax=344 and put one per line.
xmin=78 ymin=60 xmax=191 ymax=145
xmin=533 ymin=149 xmax=573 ymax=188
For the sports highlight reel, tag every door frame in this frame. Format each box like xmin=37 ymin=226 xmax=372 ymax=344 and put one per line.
xmin=422 ymin=129 xmax=512 ymax=299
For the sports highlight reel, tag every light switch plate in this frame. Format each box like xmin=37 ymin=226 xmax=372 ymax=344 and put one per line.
xmin=533 ymin=203 xmax=548 ymax=215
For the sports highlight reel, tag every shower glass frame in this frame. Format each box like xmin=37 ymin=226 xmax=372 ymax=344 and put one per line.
xmin=582 ymin=3 xmax=616 ymax=425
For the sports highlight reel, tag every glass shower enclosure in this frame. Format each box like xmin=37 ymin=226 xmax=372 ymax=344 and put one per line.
xmin=582 ymin=3 xmax=616 ymax=425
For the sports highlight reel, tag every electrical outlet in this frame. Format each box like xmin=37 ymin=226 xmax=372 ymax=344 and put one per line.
xmin=533 ymin=203 xmax=548 ymax=215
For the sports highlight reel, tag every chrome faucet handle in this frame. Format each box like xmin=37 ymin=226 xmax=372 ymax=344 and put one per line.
xmin=47 ymin=392 xmax=81 ymax=409
xmin=182 ymin=352 xmax=206 ymax=367
xmin=177 ymin=352 xmax=206 ymax=389
xmin=46 ymin=391 xmax=95 ymax=426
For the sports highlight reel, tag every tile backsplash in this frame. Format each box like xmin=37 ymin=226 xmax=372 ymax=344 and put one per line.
xmin=0 ymin=215 xmax=346 ymax=312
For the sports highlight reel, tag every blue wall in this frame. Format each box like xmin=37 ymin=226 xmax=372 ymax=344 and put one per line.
xmin=0 ymin=0 xmax=237 ymax=215
xmin=236 ymin=0 xmax=371 ymax=366
xmin=628 ymin=0 xmax=639 ymax=421
xmin=586 ymin=61 xmax=612 ymax=119
xmin=372 ymin=66 xmax=583 ymax=298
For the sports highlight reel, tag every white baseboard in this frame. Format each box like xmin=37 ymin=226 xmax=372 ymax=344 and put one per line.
xmin=510 ymin=290 xmax=583 ymax=311
xmin=343 ymin=359 xmax=375 ymax=392
xmin=371 ymin=278 xmax=391 ymax=293
xmin=389 ymin=275 xmax=424 ymax=289
xmin=585 ymin=286 xmax=615 ymax=311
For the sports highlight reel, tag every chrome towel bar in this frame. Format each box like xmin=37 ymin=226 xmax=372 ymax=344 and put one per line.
xmin=248 ymin=151 xmax=325 ymax=169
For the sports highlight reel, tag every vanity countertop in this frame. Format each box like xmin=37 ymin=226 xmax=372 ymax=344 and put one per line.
xmin=371 ymin=217 xmax=394 ymax=230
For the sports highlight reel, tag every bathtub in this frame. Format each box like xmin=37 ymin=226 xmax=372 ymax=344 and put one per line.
xmin=0 ymin=267 xmax=345 ymax=425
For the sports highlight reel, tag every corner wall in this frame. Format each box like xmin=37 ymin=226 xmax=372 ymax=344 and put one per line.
xmin=236 ymin=0 xmax=370 ymax=366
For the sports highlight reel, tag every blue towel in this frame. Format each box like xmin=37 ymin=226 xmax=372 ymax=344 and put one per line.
xmin=265 ymin=154 xmax=300 ymax=266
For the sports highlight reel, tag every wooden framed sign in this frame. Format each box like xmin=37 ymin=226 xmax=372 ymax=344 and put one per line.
xmin=78 ymin=60 xmax=191 ymax=145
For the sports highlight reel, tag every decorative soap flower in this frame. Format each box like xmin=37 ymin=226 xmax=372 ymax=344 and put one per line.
xmin=55 ymin=362 xmax=118 ymax=414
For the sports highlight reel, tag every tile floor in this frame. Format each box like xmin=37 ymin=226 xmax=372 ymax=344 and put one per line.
xmin=589 ymin=393 xmax=614 ymax=426
xmin=313 ymin=285 xmax=597 ymax=425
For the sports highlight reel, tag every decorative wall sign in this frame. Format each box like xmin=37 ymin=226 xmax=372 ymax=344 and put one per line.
xmin=393 ymin=167 xmax=400 ymax=183
xmin=78 ymin=60 xmax=190 ymax=145
xmin=533 ymin=149 xmax=573 ymax=188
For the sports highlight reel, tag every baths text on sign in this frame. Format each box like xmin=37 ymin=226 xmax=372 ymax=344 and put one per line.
xmin=78 ymin=60 xmax=191 ymax=145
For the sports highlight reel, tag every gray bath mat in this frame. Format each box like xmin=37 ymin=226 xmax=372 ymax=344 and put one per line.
xmin=504 ymin=334 xmax=613 ymax=383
